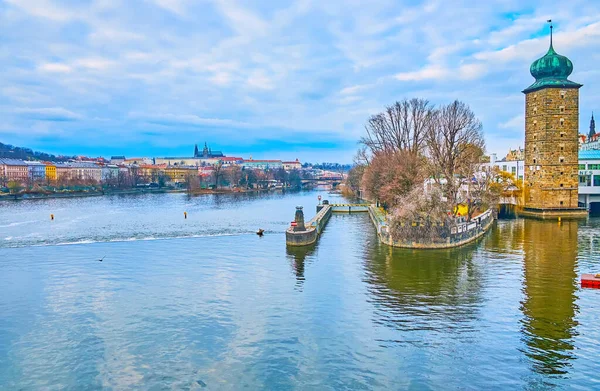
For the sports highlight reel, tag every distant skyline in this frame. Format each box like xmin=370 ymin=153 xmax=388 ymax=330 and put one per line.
xmin=2 ymin=0 xmax=600 ymax=163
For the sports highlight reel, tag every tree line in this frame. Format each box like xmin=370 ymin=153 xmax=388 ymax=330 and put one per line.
xmin=347 ymin=98 xmax=508 ymax=226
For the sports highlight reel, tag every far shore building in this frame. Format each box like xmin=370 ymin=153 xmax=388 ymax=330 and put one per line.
xmin=24 ymin=161 xmax=46 ymax=182
xmin=283 ymin=159 xmax=302 ymax=170
xmin=156 ymin=143 xmax=231 ymax=167
xmin=44 ymin=162 xmax=57 ymax=182
xmin=110 ymin=156 xmax=126 ymax=164
xmin=164 ymin=165 xmax=197 ymax=183
xmin=55 ymin=163 xmax=71 ymax=181
xmin=123 ymin=157 xmax=153 ymax=166
xmin=0 ymin=158 xmax=28 ymax=183
xmin=242 ymin=159 xmax=283 ymax=170
xmin=101 ymin=164 xmax=120 ymax=182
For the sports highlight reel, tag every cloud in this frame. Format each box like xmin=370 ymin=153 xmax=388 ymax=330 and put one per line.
xmin=395 ymin=65 xmax=449 ymax=81
xmin=499 ymin=115 xmax=524 ymax=130
xmin=152 ymin=0 xmax=188 ymax=16
xmin=38 ymin=63 xmax=72 ymax=73
xmin=14 ymin=107 xmax=83 ymax=122
xmin=128 ymin=112 xmax=249 ymax=128
xmin=2 ymin=0 xmax=600 ymax=161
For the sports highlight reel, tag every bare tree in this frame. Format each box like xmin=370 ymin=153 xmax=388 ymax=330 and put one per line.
xmin=360 ymin=98 xmax=434 ymax=156
xmin=425 ymin=100 xmax=485 ymax=217
xmin=213 ymin=162 xmax=224 ymax=188
xmin=225 ymin=166 xmax=243 ymax=188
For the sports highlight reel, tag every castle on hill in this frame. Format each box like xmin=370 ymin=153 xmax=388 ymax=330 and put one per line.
xmin=194 ymin=142 xmax=224 ymax=159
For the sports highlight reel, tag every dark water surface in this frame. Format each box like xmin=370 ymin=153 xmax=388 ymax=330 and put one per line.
xmin=1 ymin=191 xmax=600 ymax=390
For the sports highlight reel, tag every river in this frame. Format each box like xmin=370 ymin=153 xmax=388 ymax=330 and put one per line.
xmin=1 ymin=190 xmax=599 ymax=390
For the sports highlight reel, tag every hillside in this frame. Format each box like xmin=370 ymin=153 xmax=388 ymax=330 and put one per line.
xmin=0 ymin=141 xmax=68 ymax=162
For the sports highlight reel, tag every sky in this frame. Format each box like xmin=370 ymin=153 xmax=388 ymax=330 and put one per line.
xmin=1 ymin=0 xmax=600 ymax=163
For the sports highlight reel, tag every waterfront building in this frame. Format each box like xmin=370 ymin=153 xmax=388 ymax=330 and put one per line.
xmin=137 ymin=164 xmax=167 ymax=182
xmin=24 ymin=161 xmax=46 ymax=182
xmin=55 ymin=163 xmax=72 ymax=181
xmin=283 ymin=159 xmax=302 ymax=171
xmin=522 ymin=24 xmax=584 ymax=216
xmin=489 ymin=151 xmax=525 ymax=181
xmin=44 ymin=162 xmax=57 ymax=182
xmin=101 ymin=164 xmax=120 ymax=182
xmin=67 ymin=162 xmax=102 ymax=182
xmin=0 ymin=158 xmax=28 ymax=183
xmin=164 ymin=166 xmax=197 ymax=183
xmin=577 ymin=150 xmax=600 ymax=213
xmin=242 ymin=158 xmax=283 ymax=170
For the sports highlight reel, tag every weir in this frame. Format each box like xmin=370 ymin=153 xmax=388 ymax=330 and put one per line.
xmin=285 ymin=203 xmax=367 ymax=246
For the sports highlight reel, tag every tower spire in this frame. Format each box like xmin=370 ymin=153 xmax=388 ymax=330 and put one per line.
xmin=547 ymin=19 xmax=554 ymax=51
xmin=590 ymin=112 xmax=596 ymax=139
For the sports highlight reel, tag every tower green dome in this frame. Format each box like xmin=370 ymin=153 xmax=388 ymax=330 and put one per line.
xmin=523 ymin=25 xmax=582 ymax=93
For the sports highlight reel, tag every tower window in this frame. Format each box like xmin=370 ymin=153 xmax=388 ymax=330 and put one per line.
xmin=533 ymin=159 xmax=536 ymax=164
xmin=559 ymin=157 xmax=565 ymax=163
xmin=560 ymin=146 xmax=564 ymax=151
xmin=533 ymin=107 xmax=538 ymax=114
xmin=560 ymin=91 xmax=566 ymax=98
xmin=560 ymin=106 xmax=565 ymax=113
xmin=561 ymin=133 xmax=565 ymax=137
xmin=560 ymin=183 xmax=563 ymax=187
xmin=534 ymin=134 xmax=537 ymax=139
xmin=560 ymin=201 xmax=564 ymax=206
xmin=533 ymin=147 xmax=536 ymax=152
xmin=560 ymin=118 xmax=565 ymax=126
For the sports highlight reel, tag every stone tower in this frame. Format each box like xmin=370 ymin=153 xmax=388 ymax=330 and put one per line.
xmin=522 ymin=23 xmax=586 ymax=218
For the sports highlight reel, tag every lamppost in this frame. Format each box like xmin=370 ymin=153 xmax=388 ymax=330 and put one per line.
xmin=318 ymin=195 xmax=322 ymax=205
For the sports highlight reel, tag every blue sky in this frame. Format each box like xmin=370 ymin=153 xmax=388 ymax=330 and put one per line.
xmin=1 ymin=0 xmax=600 ymax=163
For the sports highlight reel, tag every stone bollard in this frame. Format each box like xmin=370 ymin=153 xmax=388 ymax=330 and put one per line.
xmin=294 ymin=206 xmax=306 ymax=231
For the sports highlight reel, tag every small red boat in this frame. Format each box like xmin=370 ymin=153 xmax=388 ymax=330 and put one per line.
xmin=581 ymin=274 xmax=600 ymax=289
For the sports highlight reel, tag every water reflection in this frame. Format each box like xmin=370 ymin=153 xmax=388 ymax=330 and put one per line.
xmin=520 ymin=219 xmax=579 ymax=377
xmin=364 ymin=239 xmax=483 ymax=334
xmin=285 ymin=245 xmax=317 ymax=289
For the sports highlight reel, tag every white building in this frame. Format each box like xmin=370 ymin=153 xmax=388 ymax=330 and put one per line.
xmin=487 ymin=153 xmax=525 ymax=181
xmin=283 ymin=159 xmax=302 ymax=170
xmin=578 ymin=150 xmax=600 ymax=213
xmin=68 ymin=162 xmax=102 ymax=182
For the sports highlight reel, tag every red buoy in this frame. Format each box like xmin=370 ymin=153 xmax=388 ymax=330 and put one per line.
xmin=581 ymin=274 xmax=600 ymax=289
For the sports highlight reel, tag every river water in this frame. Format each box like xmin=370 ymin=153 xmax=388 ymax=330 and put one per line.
xmin=1 ymin=191 xmax=600 ymax=390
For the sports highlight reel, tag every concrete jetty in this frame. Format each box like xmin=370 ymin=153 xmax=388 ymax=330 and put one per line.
xmin=286 ymin=203 xmax=368 ymax=246
xmin=286 ymin=205 xmax=333 ymax=246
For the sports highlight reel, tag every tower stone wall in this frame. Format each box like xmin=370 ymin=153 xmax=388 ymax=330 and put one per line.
xmin=524 ymin=88 xmax=580 ymax=209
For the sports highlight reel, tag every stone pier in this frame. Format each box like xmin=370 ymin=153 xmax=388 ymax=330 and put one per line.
xmin=286 ymin=205 xmax=332 ymax=246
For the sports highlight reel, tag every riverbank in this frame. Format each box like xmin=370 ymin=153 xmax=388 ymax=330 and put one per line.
xmin=0 ymin=186 xmax=293 ymax=201
xmin=0 ymin=188 xmax=185 ymax=201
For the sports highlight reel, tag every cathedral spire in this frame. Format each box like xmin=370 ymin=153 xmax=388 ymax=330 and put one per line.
xmin=194 ymin=144 xmax=199 ymax=157
xmin=589 ymin=112 xmax=596 ymax=139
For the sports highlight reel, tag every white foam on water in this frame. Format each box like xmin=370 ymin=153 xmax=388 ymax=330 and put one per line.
xmin=0 ymin=220 xmax=37 ymax=228
xmin=2 ymin=232 xmax=252 ymax=249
